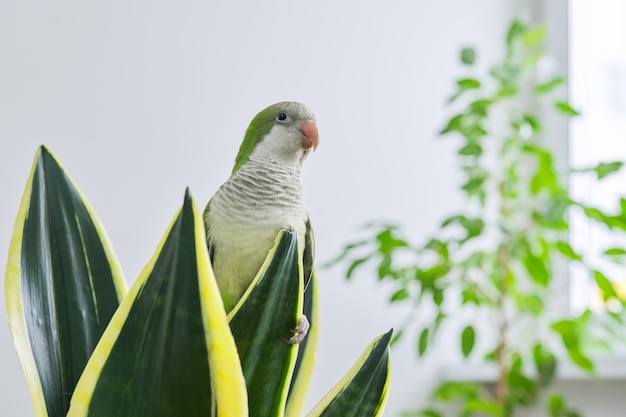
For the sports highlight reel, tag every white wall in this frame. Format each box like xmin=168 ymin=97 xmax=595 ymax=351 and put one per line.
xmin=0 ymin=1 xmax=518 ymax=415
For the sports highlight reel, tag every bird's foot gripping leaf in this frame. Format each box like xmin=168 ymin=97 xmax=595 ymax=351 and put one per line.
xmin=284 ymin=314 xmax=309 ymax=345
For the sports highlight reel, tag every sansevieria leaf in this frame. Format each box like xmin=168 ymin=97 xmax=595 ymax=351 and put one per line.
xmin=228 ymin=230 xmax=304 ymax=417
xmin=285 ymin=271 xmax=320 ymax=417
xmin=306 ymin=329 xmax=393 ymax=417
xmin=66 ymin=190 xmax=247 ymax=417
xmin=5 ymin=146 xmax=127 ymax=417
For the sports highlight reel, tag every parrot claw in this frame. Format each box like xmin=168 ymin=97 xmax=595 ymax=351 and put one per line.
xmin=283 ymin=315 xmax=310 ymax=345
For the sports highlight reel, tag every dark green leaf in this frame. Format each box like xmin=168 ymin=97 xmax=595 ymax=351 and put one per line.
xmin=461 ymin=326 xmax=475 ymax=358
xmin=230 ymin=230 xmax=303 ymax=416
xmin=460 ymin=47 xmax=476 ymax=65
xmin=68 ymin=190 xmax=247 ymax=416
xmin=310 ymin=330 xmax=392 ymax=417
xmin=6 ymin=146 xmax=126 ymax=417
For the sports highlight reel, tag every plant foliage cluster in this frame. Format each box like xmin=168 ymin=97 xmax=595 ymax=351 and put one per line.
xmin=5 ymin=146 xmax=392 ymax=417
xmin=329 ymin=19 xmax=626 ymax=417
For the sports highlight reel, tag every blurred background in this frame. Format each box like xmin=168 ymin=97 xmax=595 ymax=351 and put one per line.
xmin=2 ymin=0 xmax=625 ymax=415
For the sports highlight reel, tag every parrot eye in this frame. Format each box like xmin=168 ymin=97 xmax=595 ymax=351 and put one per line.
xmin=276 ymin=112 xmax=290 ymax=123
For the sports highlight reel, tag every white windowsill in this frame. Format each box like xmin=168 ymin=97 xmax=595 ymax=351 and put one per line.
xmin=442 ymin=356 xmax=626 ymax=383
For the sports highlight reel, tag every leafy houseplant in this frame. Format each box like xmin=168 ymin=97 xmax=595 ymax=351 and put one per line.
xmin=5 ymin=146 xmax=392 ymax=417
xmin=329 ymin=19 xmax=626 ymax=417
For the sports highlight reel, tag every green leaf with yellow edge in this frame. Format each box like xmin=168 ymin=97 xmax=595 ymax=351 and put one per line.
xmin=66 ymin=190 xmax=247 ymax=417
xmin=285 ymin=271 xmax=320 ymax=417
xmin=228 ymin=230 xmax=303 ymax=417
xmin=5 ymin=146 xmax=127 ymax=417
xmin=306 ymin=329 xmax=393 ymax=417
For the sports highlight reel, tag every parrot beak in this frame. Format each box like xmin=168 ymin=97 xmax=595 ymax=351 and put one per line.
xmin=300 ymin=120 xmax=319 ymax=152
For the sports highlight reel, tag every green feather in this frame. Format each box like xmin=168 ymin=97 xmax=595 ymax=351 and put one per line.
xmin=232 ymin=103 xmax=283 ymax=175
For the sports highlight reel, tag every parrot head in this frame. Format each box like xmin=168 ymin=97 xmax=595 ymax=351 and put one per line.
xmin=232 ymin=101 xmax=319 ymax=175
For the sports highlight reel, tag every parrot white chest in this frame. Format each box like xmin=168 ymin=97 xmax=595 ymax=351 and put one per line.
xmin=204 ymin=161 xmax=308 ymax=309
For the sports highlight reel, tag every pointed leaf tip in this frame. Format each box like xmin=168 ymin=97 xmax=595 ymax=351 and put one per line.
xmin=183 ymin=187 xmax=193 ymax=205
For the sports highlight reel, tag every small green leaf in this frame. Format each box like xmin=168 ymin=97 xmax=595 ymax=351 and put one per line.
xmin=522 ymin=251 xmax=550 ymax=286
xmin=532 ymin=344 xmax=556 ymax=386
xmin=464 ymin=399 xmax=503 ymax=416
xmin=418 ymin=328 xmax=429 ymax=356
xmin=458 ymin=143 xmax=482 ymax=156
xmin=390 ymin=288 xmax=409 ymax=302
xmin=440 ymin=114 xmax=463 ymax=135
xmin=554 ymin=101 xmax=580 ymax=117
xmin=593 ymin=270 xmax=618 ymax=300
xmin=535 ymin=76 xmax=566 ymax=94
xmin=551 ymin=320 xmax=595 ymax=373
xmin=460 ymin=47 xmax=476 ymax=65
xmin=506 ymin=19 xmax=525 ymax=46
xmin=604 ymin=247 xmax=626 ymax=256
xmin=595 ymin=161 xmax=624 ymax=179
xmin=547 ymin=393 xmax=565 ymax=416
xmin=554 ymin=241 xmax=582 ymax=261
xmin=432 ymin=288 xmax=444 ymax=306
xmin=522 ymin=25 xmax=547 ymax=46
xmin=461 ymin=326 xmax=475 ymax=358
xmin=457 ymin=78 xmax=481 ymax=90
xmin=522 ymin=113 xmax=542 ymax=133
xmin=469 ymin=99 xmax=492 ymax=116
xmin=425 ymin=239 xmax=449 ymax=259
xmin=569 ymin=350 xmax=594 ymax=372
xmin=390 ymin=330 xmax=403 ymax=346
xmin=346 ymin=256 xmax=371 ymax=279
xmin=462 ymin=176 xmax=486 ymax=195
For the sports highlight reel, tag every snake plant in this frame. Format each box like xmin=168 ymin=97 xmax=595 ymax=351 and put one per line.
xmin=5 ymin=146 xmax=392 ymax=417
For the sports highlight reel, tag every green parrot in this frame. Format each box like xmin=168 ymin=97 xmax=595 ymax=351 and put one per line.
xmin=203 ymin=101 xmax=319 ymax=344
